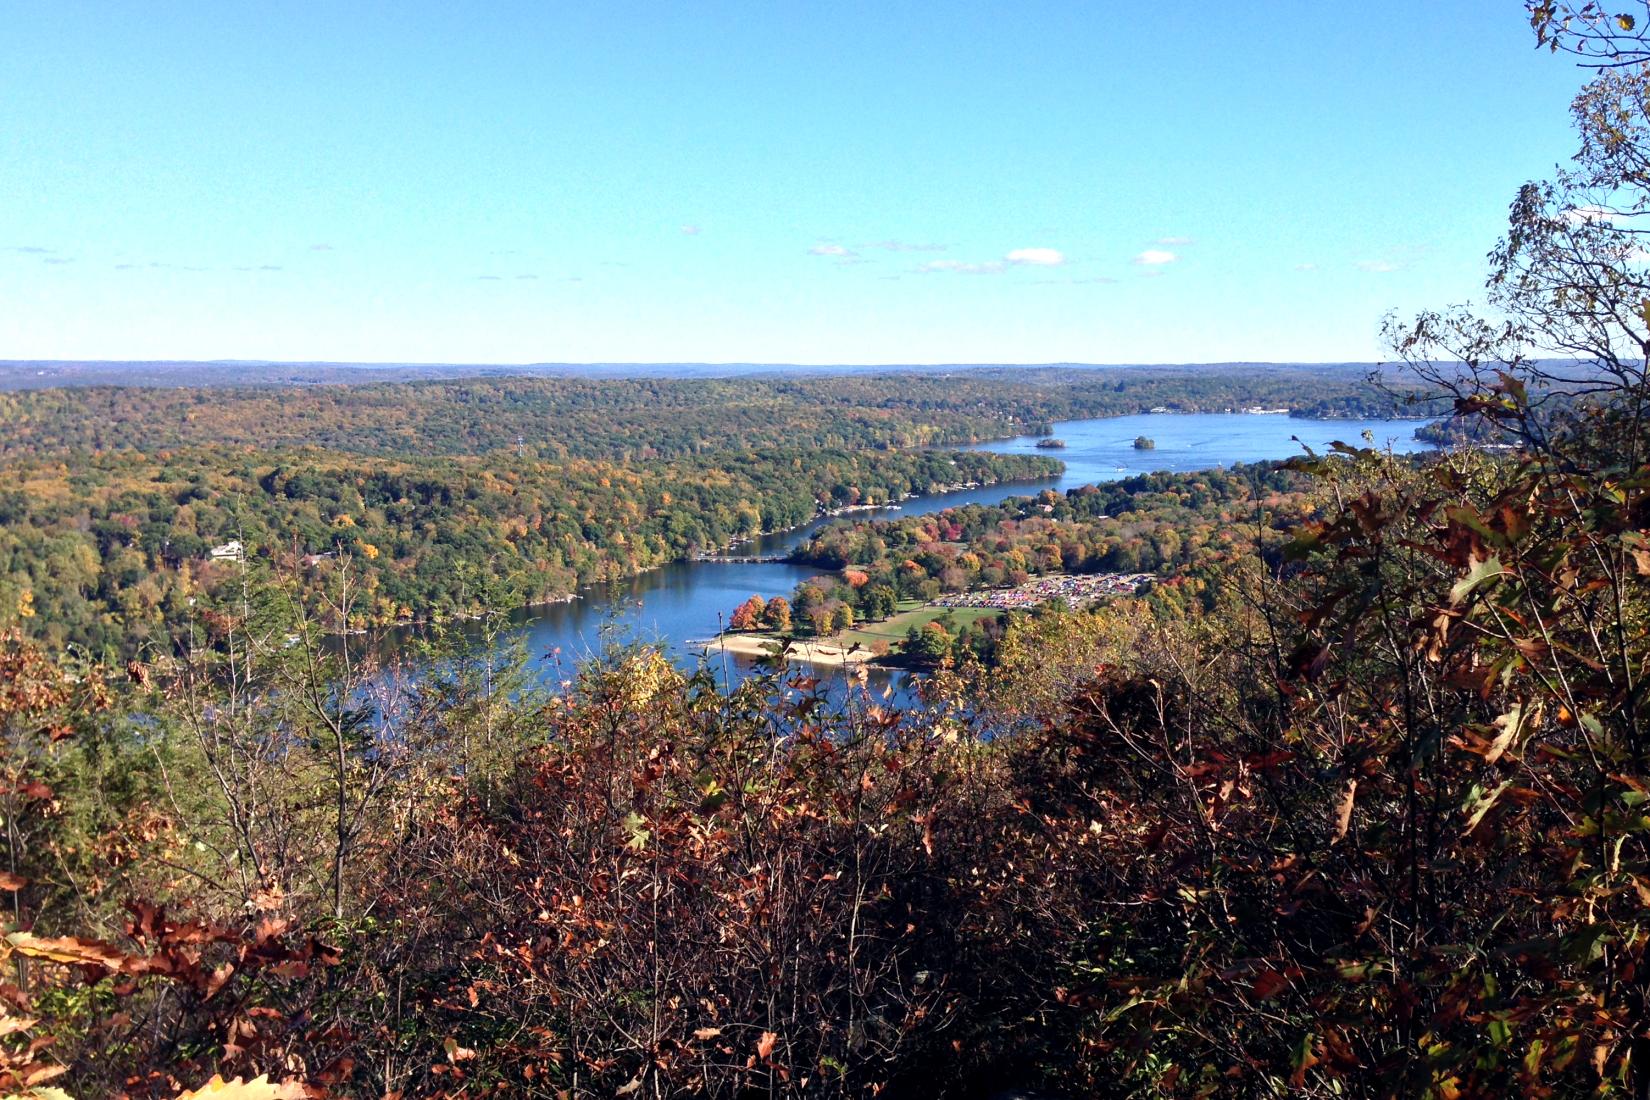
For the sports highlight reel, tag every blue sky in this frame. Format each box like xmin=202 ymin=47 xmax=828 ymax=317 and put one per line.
xmin=0 ymin=2 xmax=1592 ymax=365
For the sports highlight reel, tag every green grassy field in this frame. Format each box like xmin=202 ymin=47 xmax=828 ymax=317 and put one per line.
xmin=837 ymin=603 xmax=1002 ymax=648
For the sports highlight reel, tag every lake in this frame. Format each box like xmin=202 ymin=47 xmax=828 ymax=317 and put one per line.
xmin=401 ymin=412 xmax=1433 ymax=701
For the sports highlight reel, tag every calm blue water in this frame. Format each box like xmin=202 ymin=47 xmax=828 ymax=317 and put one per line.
xmin=398 ymin=412 xmax=1433 ymax=703
xmin=956 ymin=410 xmax=1431 ymax=486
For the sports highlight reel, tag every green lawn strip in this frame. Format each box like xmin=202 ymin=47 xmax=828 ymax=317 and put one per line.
xmin=836 ymin=604 xmax=1003 ymax=647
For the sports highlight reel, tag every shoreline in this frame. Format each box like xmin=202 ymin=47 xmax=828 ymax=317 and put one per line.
xmin=703 ymin=633 xmax=878 ymax=668
xmin=344 ymin=415 xmax=1434 ymax=648
xmin=721 ymin=474 xmax=1050 ymax=547
xmin=362 ymin=472 xmax=1042 ymax=641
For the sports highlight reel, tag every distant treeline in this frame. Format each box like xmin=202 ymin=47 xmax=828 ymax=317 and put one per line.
xmin=0 ymin=365 xmax=1404 ymax=460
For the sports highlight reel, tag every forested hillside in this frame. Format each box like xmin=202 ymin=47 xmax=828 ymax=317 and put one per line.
xmin=0 ymin=364 xmax=1395 ymax=659
xmin=0 ymin=365 xmax=1399 ymax=459
xmin=745 ymin=463 xmax=1319 ymax=664
xmin=0 ymin=443 xmax=1052 ymax=657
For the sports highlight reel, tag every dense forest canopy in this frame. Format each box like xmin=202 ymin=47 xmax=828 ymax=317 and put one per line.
xmin=0 ymin=440 xmax=1054 ymax=657
xmin=0 ymin=364 xmax=1411 ymax=660
xmin=0 ymin=364 xmax=1413 ymax=460
xmin=744 ymin=464 xmax=1318 ymax=666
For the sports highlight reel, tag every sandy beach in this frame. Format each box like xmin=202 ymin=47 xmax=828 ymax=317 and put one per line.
xmin=703 ymin=633 xmax=876 ymax=668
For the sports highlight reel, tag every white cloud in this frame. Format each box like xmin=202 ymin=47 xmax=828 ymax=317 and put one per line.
xmin=680 ymin=224 xmax=702 ymax=236
xmin=1133 ymin=249 xmax=1177 ymax=266
xmin=865 ymin=240 xmax=947 ymax=252
xmin=1005 ymin=247 xmax=1065 ymax=266
xmin=1033 ymin=275 xmax=1117 ymax=285
xmin=1294 ymin=262 xmax=1318 ymax=271
xmin=916 ymin=259 xmax=1007 ymax=275
xmin=1156 ymin=236 xmax=1194 ymax=246
xmin=914 ymin=247 xmax=1066 ymax=274
xmin=808 ymin=243 xmax=858 ymax=258
xmin=1355 ymin=244 xmax=1429 ymax=273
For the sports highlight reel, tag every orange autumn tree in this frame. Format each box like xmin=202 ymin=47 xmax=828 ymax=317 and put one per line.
xmin=728 ymin=594 xmax=768 ymax=632
xmin=764 ymin=595 xmax=794 ymax=632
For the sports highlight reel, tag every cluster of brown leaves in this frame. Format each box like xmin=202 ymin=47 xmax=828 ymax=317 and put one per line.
xmin=0 ymin=631 xmax=340 ymax=1100
xmin=364 ymin=655 xmax=988 ymax=1097
xmin=1013 ymin=419 xmax=1649 ymax=1095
